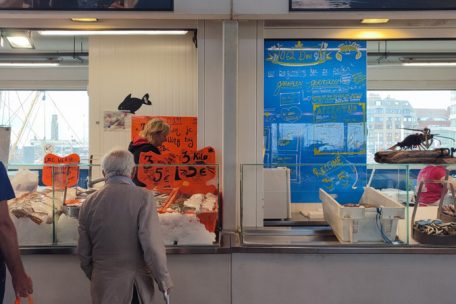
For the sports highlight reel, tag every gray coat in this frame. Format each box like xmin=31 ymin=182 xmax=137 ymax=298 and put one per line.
xmin=78 ymin=177 xmax=173 ymax=304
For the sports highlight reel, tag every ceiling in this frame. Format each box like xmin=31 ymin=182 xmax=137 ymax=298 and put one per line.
xmin=367 ymin=40 xmax=456 ymax=66
xmin=1 ymin=30 xmax=456 ymax=67
xmin=0 ymin=30 xmax=88 ymax=65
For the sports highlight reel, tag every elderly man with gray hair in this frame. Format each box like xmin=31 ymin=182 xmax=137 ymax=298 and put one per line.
xmin=78 ymin=149 xmax=173 ymax=304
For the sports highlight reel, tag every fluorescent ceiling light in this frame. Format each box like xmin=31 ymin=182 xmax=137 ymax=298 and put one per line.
xmin=71 ymin=17 xmax=98 ymax=22
xmin=38 ymin=30 xmax=188 ymax=36
xmin=0 ymin=62 xmax=59 ymax=67
xmin=399 ymin=57 xmax=456 ymax=66
xmin=402 ymin=62 xmax=456 ymax=67
xmin=5 ymin=35 xmax=34 ymax=49
xmin=361 ymin=18 xmax=390 ymax=24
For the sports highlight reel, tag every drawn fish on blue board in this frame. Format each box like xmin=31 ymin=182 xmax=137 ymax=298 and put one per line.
xmin=118 ymin=93 xmax=151 ymax=114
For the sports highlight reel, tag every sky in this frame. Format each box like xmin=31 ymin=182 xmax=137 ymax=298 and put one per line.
xmin=369 ymin=90 xmax=453 ymax=109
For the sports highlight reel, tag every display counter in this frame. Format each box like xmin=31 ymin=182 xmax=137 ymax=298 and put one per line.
xmin=8 ymin=244 xmax=456 ymax=304
xmin=241 ymin=163 xmax=456 ymax=248
xmin=7 ymin=162 xmax=221 ymax=248
xmin=7 ymin=162 xmax=456 ymax=252
xmin=7 ymin=161 xmax=456 ymax=304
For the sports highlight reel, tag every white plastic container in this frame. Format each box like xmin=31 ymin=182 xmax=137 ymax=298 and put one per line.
xmin=320 ymin=187 xmax=405 ymax=243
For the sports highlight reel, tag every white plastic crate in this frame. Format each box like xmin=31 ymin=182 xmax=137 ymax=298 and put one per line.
xmin=320 ymin=187 xmax=405 ymax=243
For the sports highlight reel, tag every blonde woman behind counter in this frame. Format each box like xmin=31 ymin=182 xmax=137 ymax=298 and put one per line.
xmin=128 ymin=118 xmax=173 ymax=187
xmin=78 ymin=149 xmax=173 ymax=304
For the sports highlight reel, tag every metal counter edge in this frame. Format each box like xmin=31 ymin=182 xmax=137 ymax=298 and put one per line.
xmin=19 ymin=246 xmax=231 ymax=255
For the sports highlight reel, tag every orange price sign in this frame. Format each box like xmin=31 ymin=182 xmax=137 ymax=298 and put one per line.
xmin=175 ymin=147 xmax=217 ymax=195
xmin=137 ymin=147 xmax=218 ymax=194
xmin=178 ymin=147 xmax=217 ymax=182
xmin=42 ymin=153 xmax=80 ymax=190
xmin=137 ymin=151 xmax=175 ymax=191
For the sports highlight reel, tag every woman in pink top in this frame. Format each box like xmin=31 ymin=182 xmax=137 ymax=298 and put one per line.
xmin=416 ymin=165 xmax=450 ymax=206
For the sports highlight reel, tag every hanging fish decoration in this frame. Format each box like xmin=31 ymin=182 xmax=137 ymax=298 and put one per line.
xmin=118 ymin=93 xmax=151 ymax=114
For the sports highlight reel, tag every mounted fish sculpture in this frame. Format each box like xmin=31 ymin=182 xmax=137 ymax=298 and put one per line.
xmin=118 ymin=93 xmax=151 ymax=114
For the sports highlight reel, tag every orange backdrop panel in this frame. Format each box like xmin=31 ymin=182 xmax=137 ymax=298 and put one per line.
xmin=133 ymin=116 xmax=218 ymax=194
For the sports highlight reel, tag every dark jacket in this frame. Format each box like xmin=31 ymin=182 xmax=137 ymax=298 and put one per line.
xmin=128 ymin=138 xmax=161 ymax=187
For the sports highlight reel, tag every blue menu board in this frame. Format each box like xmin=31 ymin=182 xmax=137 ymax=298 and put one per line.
xmin=264 ymin=40 xmax=367 ymax=203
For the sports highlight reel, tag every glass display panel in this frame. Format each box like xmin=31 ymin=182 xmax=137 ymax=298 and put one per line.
xmin=241 ymin=163 xmax=413 ymax=246
xmin=6 ymin=163 xmax=89 ymax=246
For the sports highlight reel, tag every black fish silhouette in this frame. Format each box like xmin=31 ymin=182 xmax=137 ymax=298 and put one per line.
xmin=118 ymin=93 xmax=151 ymax=114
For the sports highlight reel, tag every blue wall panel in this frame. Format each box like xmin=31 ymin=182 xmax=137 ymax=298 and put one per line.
xmin=264 ymin=40 xmax=367 ymax=203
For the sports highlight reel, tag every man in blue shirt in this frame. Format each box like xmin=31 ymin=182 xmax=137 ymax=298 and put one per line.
xmin=0 ymin=161 xmax=33 ymax=302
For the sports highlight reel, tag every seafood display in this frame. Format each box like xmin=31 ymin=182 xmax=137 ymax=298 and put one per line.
xmin=8 ymin=187 xmax=89 ymax=221
xmin=413 ymin=189 xmax=456 ymax=244
xmin=154 ymin=191 xmax=218 ymax=216
xmin=414 ymin=219 xmax=456 ymax=236
xmin=8 ymin=186 xmax=218 ymax=246
xmin=7 ymin=186 xmax=90 ymax=245
xmin=8 ymin=189 xmax=54 ymax=225
xmin=154 ymin=190 xmax=219 ymax=244
xmin=6 ymin=164 xmax=219 ymax=246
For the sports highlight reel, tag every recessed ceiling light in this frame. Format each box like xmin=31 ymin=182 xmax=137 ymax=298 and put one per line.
xmin=71 ymin=17 xmax=98 ymax=22
xmin=399 ymin=57 xmax=456 ymax=66
xmin=361 ymin=19 xmax=390 ymax=24
xmin=38 ymin=30 xmax=188 ymax=36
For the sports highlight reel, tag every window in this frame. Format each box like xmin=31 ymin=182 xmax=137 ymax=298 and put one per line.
xmin=367 ymin=90 xmax=456 ymax=163
xmin=0 ymin=90 xmax=89 ymax=164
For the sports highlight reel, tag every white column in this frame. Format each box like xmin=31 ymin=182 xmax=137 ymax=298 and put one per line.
xmin=222 ymin=21 xmax=239 ymax=232
xmin=238 ymin=21 xmax=265 ymax=228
